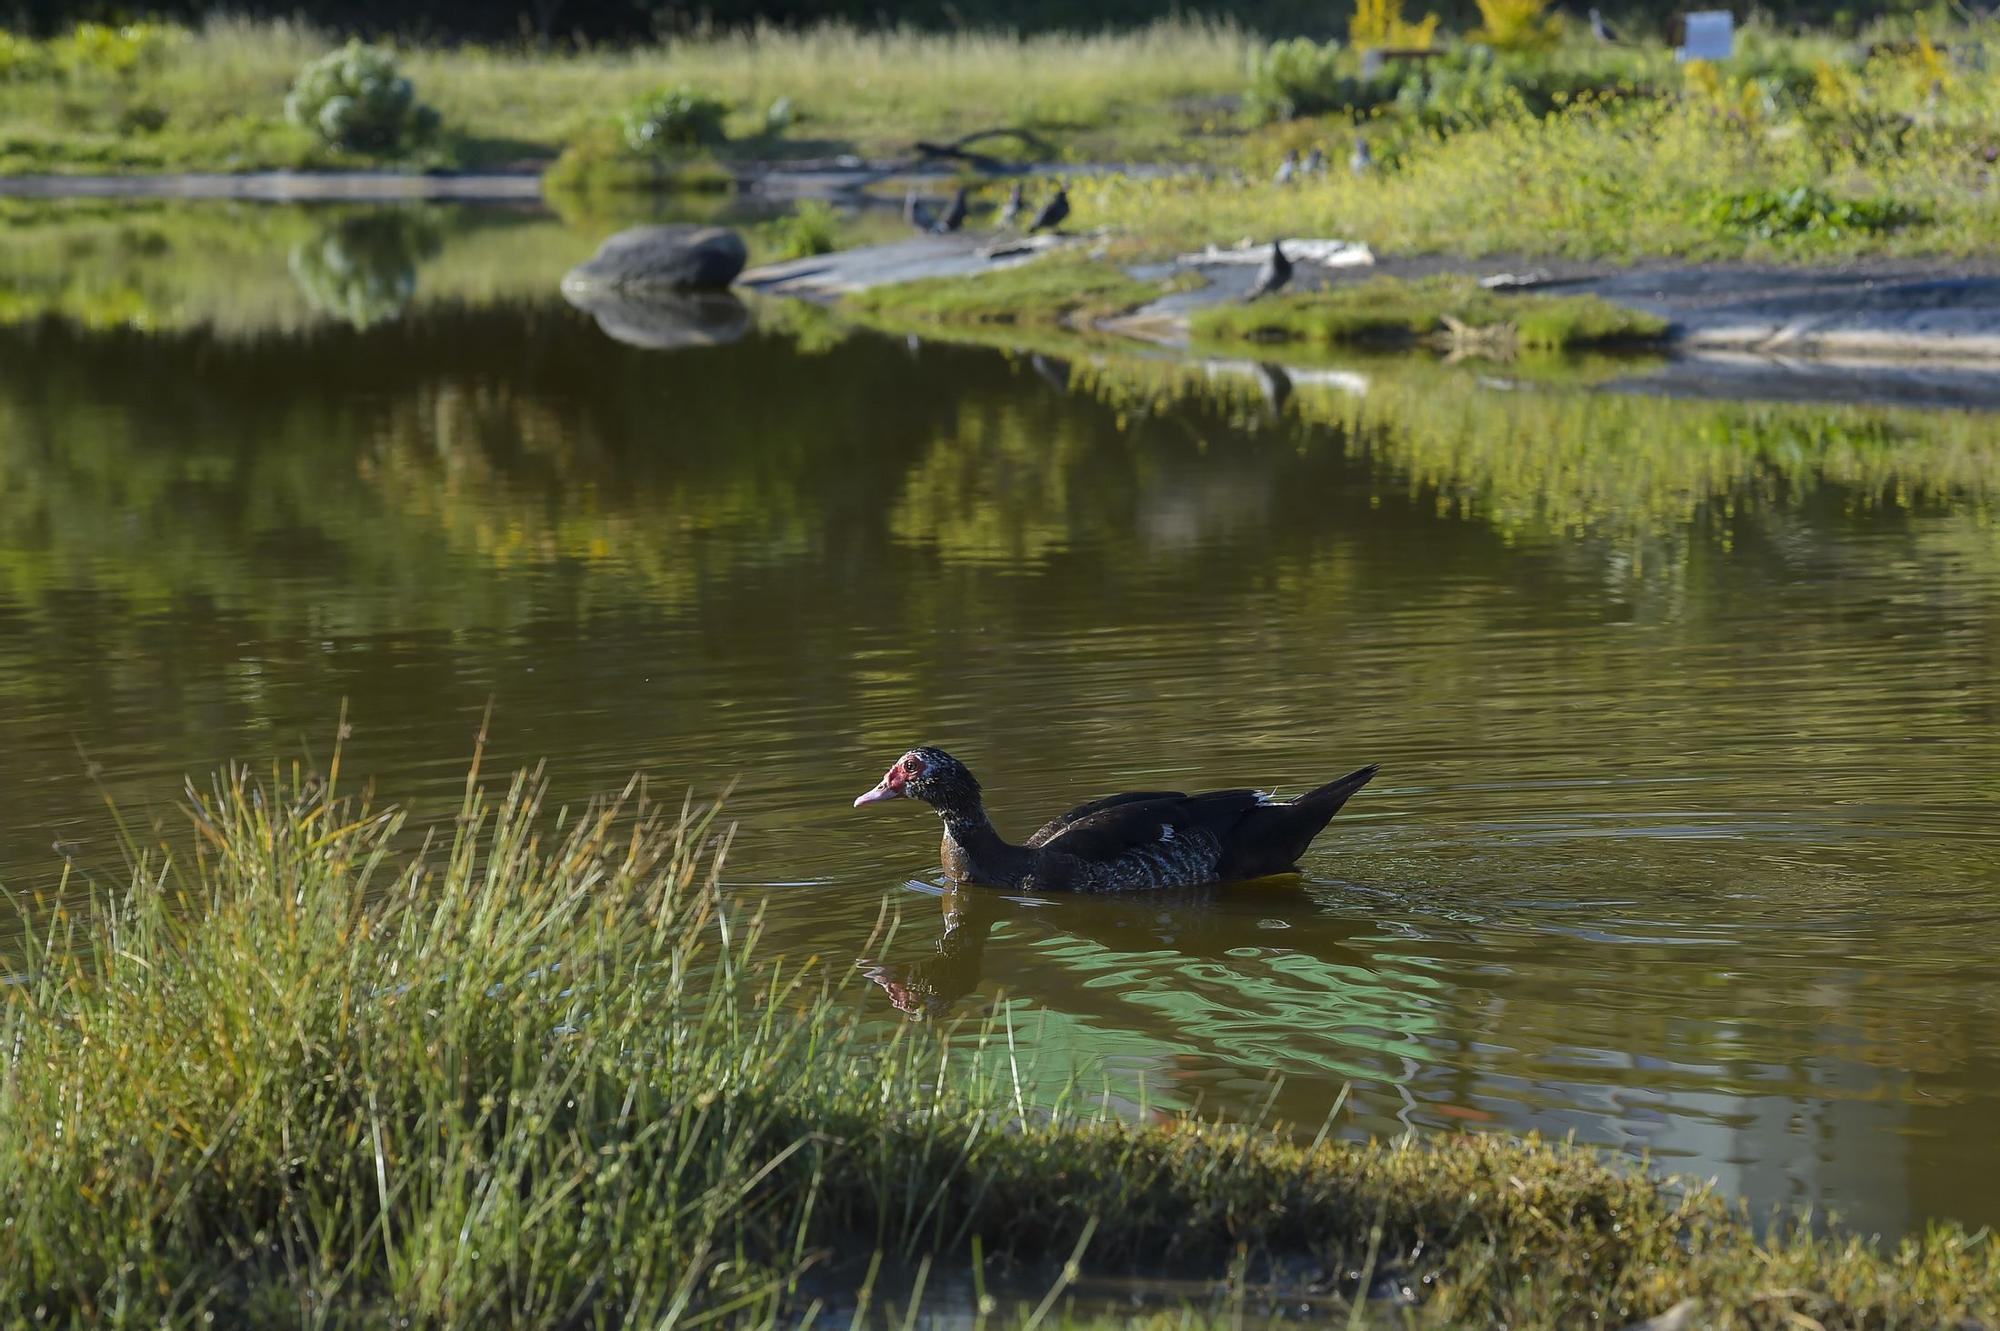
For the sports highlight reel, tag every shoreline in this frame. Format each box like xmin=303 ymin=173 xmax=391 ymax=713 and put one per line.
xmin=11 ymin=170 xmax=2000 ymax=365
xmin=0 ymin=168 xmax=548 ymax=201
xmin=744 ymin=232 xmax=2000 ymax=364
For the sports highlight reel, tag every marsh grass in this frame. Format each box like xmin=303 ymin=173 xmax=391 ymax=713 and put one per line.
xmin=2 ymin=743 xmax=1999 ymax=1327
xmin=8 ymin=15 xmax=2000 ymax=267
xmin=0 ymin=16 xmax=1254 ymax=174
xmin=1193 ymin=274 xmax=1668 ymax=349
xmin=1084 ymin=83 xmax=2000 ymax=259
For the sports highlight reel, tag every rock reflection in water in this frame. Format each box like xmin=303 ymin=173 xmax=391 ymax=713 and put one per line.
xmin=563 ymin=286 xmax=752 ymax=350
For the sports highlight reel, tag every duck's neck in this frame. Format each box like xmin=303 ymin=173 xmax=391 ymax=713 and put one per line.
xmin=935 ymin=803 xmax=1033 ymax=884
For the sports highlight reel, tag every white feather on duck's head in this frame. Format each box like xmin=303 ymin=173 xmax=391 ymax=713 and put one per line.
xmin=854 ymin=747 xmax=981 ymax=816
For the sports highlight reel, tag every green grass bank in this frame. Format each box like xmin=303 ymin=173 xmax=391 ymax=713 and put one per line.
xmin=0 ymin=16 xmax=1252 ymax=175
xmin=10 ymin=14 xmax=2000 ymax=264
xmin=1 ymin=750 xmax=1997 ymax=1327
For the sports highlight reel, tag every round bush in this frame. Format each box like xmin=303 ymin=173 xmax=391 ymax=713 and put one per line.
xmin=621 ymin=87 xmax=728 ymax=154
xmin=285 ymin=40 xmax=439 ymax=153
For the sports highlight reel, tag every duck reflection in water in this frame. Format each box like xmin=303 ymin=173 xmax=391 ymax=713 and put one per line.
xmin=860 ymin=878 xmax=1355 ymax=1020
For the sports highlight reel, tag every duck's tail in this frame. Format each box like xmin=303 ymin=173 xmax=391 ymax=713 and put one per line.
xmin=1222 ymin=763 xmax=1380 ymax=880
xmin=1294 ymin=763 xmax=1380 ymax=815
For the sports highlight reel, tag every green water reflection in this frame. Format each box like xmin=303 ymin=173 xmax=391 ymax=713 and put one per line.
xmin=1 ymin=201 xmax=1998 ymax=1242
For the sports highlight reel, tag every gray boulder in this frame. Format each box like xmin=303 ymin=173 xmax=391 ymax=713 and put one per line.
xmin=560 ymin=225 xmax=747 ymax=295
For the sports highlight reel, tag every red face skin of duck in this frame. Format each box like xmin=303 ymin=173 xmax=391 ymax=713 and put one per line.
xmin=854 ymin=752 xmax=925 ymax=807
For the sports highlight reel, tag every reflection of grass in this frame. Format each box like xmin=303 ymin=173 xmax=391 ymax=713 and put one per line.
xmin=1194 ymin=275 xmax=1667 ymax=351
xmin=1065 ymin=349 xmax=2000 ymax=545
xmin=0 ymin=199 xmax=604 ymax=335
xmin=7 ymin=756 xmax=1998 ymax=1327
xmin=847 ymin=257 xmax=1165 ymax=330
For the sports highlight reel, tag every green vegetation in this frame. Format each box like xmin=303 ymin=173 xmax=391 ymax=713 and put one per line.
xmin=1080 ymin=18 xmax=1990 ymax=259
xmin=846 ymin=257 xmax=1166 ymax=330
xmin=2 ymin=751 xmax=1997 ymax=1327
xmin=541 ymin=127 xmax=739 ymax=198
xmin=284 ymin=38 xmax=438 ymax=152
xmin=621 ymin=84 xmax=729 ymax=153
xmin=3 ymin=11 xmax=1998 ymax=265
xmin=1704 ymin=184 xmax=1924 ymax=245
xmin=1193 ymin=275 xmax=1668 ymax=351
xmin=0 ymin=16 xmax=1255 ymax=174
xmin=766 ymin=198 xmax=844 ymax=259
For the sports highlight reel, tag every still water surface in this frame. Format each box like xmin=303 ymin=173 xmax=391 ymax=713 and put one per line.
xmin=2 ymin=200 xmax=1999 ymax=1240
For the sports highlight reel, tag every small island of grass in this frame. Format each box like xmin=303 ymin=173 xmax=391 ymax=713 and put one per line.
xmin=843 ymin=256 xmax=1167 ymax=331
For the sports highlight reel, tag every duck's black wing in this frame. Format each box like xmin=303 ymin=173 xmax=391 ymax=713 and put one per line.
xmin=1028 ymin=790 xmax=1184 ymax=847
xmin=1032 ymin=789 xmax=1264 ymax=865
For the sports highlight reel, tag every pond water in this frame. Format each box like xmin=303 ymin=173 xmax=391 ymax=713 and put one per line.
xmin=3 ymin=199 xmax=1999 ymax=1241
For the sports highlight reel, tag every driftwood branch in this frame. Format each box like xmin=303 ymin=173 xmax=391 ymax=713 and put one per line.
xmin=911 ymin=126 xmax=1060 ymax=174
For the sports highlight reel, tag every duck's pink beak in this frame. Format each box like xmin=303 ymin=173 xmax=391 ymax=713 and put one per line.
xmin=853 ymin=778 xmax=903 ymax=808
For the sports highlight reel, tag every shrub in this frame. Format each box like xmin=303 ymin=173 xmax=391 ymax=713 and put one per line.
xmin=1472 ymin=0 xmax=1563 ymax=51
xmin=0 ymin=30 xmax=51 ymax=80
xmin=1705 ymin=184 xmax=1923 ymax=241
xmin=47 ymin=21 xmax=181 ymax=79
xmin=284 ymin=40 xmax=440 ymax=153
xmin=1244 ymin=36 xmax=1349 ymax=121
xmin=1349 ymin=0 xmax=1440 ymax=50
xmin=621 ymin=86 xmax=728 ymax=154
xmin=543 ymin=123 xmax=737 ymax=199
xmin=1246 ymin=42 xmax=1661 ymax=127
xmin=767 ymin=198 xmax=842 ymax=259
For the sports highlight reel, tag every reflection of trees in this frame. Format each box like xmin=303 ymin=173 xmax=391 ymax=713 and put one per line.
xmin=1099 ymin=355 xmax=2000 ymax=549
xmin=287 ymin=211 xmax=445 ymax=329
xmin=0 ymin=201 xmax=589 ymax=337
xmin=6 ymin=308 xmax=2000 ymax=692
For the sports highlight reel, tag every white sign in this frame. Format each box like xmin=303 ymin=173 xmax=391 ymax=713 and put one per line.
xmin=1677 ymin=10 xmax=1734 ymax=61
